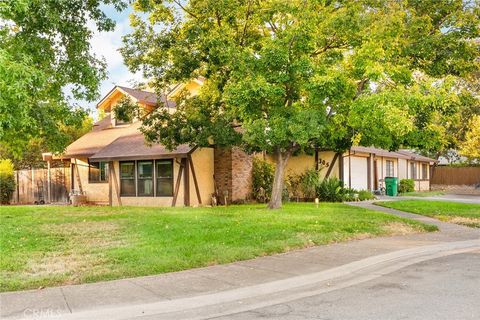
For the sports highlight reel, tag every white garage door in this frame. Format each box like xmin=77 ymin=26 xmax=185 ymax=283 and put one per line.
xmin=345 ymin=156 xmax=368 ymax=191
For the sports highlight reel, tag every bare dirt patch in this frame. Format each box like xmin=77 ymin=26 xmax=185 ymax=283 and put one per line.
xmin=382 ymin=222 xmax=421 ymax=235
xmin=444 ymin=217 xmax=480 ymax=228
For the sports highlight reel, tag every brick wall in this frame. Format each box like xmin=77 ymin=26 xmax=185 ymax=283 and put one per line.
xmin=214 ymin=147 xmax=252 ymax=204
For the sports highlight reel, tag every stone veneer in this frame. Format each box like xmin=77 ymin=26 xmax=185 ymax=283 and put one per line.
xmin=214 ymin=147 xmax=253 ymax=204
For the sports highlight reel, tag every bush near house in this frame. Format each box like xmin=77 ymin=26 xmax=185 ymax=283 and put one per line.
xmin=252 ymin=158 xmax=275 ymax=202
xmin=0 ymin=159 xmax=15 ymax=204
xmin=399 ymin=179 xmax=415 ymax=193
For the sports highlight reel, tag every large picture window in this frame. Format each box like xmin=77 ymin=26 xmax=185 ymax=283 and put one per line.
xmin=156 ymin=160 xmax=173 ymax=196
xmin=120 ymin=161 xmax=136 ymax=196
xmin=138 ymin=161 xmax=154 ymax=196
xmin=89 ymin=161 xmax=108 ymax=183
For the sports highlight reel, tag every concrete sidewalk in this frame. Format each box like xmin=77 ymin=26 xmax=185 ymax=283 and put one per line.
xmin=376 ymin=193 xmax=480 ymax=204
xmin=1 ymin=204 xmax=479 ymax=320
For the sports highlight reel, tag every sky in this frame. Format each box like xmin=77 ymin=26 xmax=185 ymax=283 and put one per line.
xmin=78 ymin=4 xmax=144 ymax=118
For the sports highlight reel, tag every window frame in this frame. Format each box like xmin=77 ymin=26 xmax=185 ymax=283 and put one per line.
xmin=137 ymin=160 xmax=154 ymax=197
xmin=385 ymin=160 xmax=394 ymax=177
xmin=88 ymin=161 xmax=109 ymax=183
xmin=119 ymin=161 xmax=136 ymax=197
xmin=155 ymin=159 xmax=174 ymax=197
xmin=410 ymin=162 xmax=417 ymax=180
xmin=422 ymin=163 xmax=429 ymax=180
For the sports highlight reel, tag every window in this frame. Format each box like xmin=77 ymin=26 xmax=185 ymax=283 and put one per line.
xmin=120 ymin=161 xmax=136 ymax=196
xmin=422 ymin=163 xmax=429 ymax=180
xmin=386 ymin=160 xmax=394 ymax=177
xmin=410 ymin=162 xmax=417 ymax=179
xmin=89 ymin=161 xmax=108 ymax=183
xmin=137 ymin=161 xmax=154 ymax=196
xmin=156 ymin=160 xmax=173 ymax=196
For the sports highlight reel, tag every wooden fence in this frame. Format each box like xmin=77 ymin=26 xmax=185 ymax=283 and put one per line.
xmin=431 ymin=166 xmax=480 ymax=186
xmin=12 ymin=166 xmax=71 ymax=204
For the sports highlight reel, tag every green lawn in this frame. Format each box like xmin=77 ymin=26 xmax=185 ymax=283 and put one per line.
xmin=0 ymin=203 xmax=435 ymax=292
xmin=376 ymin=200 xmax=480 ymax=228
xmin=399 ymin=191 xmax=444 ymax=197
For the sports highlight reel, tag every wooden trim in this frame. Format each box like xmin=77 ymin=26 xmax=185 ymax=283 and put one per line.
xmin=367 ymin=153 xmax=372 ymax=190
xmin=74 ymin=158 xmax=83 ymax=193
xmin=325 ymin=153 xmax=339 ymax=179
xmin=187 ymin=154 xmax=202 ymax=205
xmin=183 ymin=157 xmax=190 ymax=206
xmin=339 ymin=153 xmax=344 ymax=182
xmin=348 ymin=150 xmax=352 ymax=188
xmin=172 ymin=159 xmax=184 ymax=206
xmin=110 ymin=163 xmax=122 ymax=205
xmin=108 ymin=162 xmax=113 ymax=206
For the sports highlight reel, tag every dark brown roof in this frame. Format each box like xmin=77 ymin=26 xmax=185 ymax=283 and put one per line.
xmin=117 ymin=86 xmax=176 ymax=108
xmin=89 ymin=133 xmax=192 ymax=161
xmin=396 ymin=150 xmax=437 ymax=163
xmin=351 ymin=146 xmax=436 ymax=163
xmin=60 ymin=115 xmax=141 ymax=158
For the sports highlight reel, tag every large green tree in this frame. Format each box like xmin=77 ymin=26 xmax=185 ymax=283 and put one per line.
xmin=0 ymin=0 xmax=126 ymax=156
xmin=122 ymin=0 xmax=479 ymax=208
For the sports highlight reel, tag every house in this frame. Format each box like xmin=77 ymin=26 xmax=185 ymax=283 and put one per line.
xmin=54 ymin=80 xmax=436 ymax=206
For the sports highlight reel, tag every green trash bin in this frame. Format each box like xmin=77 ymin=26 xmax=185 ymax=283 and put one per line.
xmin=385 ymin=177 xmax=399 ymax=196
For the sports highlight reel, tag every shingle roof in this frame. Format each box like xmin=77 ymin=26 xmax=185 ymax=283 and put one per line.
xmin=351 ymin=146 xmax=436 ymax=163
xmin=89 ymin=133 xmax=192 ymax=161
xmin=60 ymin=115 xmax=140 ymax=158
xmin=117 ymin=86 xmax=176 ymax=108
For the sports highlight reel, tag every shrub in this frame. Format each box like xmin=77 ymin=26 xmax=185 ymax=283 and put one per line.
xmin=300 ymin=168 xmax=321 ymax=199
xmin=0 ymin=159 xmax=15 ymax=204
xmin=399 ymin=178 xmax=415 ymax=193
xmin=316 ymin=177 xmax=345 ymax=202
xmin=286 ymin=172 xmax=302 ymax=201
xmin=358 ymin=190 xmax=375 ymax=201
xmin=252 ymin=157 xmax=275 ymax=202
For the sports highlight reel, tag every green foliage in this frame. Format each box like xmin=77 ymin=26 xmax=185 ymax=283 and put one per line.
xmin=299 ymin=169 xmax=321 ymax=199
xmin=113 ymin=97 xmax=141 ymax=123
xmin=122 ymin=0 xmax=480 ymax=206
xmin=0 ymin=0 xmax=127 ymax=155
xmin=358 ymin=190 xmax=375 ymax=201
xmin=459 ymin=115 xmax=480 ymax=161
xmin=316 ymin=178 xmax=346 ymax=202
xmin=0 ymin=117 xmax=93 ymax=169
xmin=0 ymin=159 xmax=15 ymax=204
xmin=252 ymin=158 xmax=275 ymax=202
xmin=399 ymin=179 xmax=415 ymax=193
xmin=285 ymin=172 xmax=302 ymax=200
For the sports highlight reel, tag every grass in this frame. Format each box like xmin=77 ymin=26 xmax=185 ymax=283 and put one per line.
xmin=399 ymin=191 xmax=444 ymax=197
xmin=376 ymin=200 xmax=480 ymax=228
xmin=0 ymin=203 xmax=436 ymax=292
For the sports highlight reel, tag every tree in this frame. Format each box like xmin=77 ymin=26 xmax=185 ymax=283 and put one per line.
xmin=459 ymin=115 xmax=480 ymax=162
xmin=0 ymin=159 xmax=15 ymax=204
xmin=0 ymin=0 xmax=127 ymax=156
xmin=122 ymin=0 xmax=479 ymax=208
xmin=0 ymin=117 xmax=94 ymax=169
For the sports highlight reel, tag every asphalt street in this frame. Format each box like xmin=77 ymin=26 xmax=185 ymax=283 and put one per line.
xmin=217 ymin=251 xmax=480 ymax=320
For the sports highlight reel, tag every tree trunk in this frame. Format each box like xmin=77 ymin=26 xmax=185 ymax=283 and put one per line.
xmin=268 ymin=149 xmax=291 ymax=209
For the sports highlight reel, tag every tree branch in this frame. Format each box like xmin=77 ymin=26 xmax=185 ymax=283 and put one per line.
xmin=172 ymin=0 xmax=198 ymax=19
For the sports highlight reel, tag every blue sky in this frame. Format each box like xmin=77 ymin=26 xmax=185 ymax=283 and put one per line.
xmin=79 ymin=4 xmax=144 ymax=118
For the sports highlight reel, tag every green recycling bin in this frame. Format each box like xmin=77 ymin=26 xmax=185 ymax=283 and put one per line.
xmin=385 ymin=177 xmax=399 ymax=196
